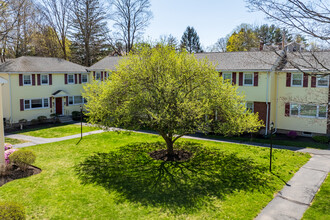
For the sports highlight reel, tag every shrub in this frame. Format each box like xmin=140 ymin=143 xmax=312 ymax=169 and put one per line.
xmin=37 ymin=116 xmax=47 ymax=123
xmin=312 ymin=135 xmax=329 ymax=144
xmin=72 ymin=111 xmax=81 ymax=121
xmin=30 ymin=119 xmax=39 ymax=125
xmin=4 ymin=143 xmax=13 ymax=151
xmin=0 ymin=201 xmax=26 ymax=220
xmin=9 ymin=150 xmax=36 ymax=171
xmin=287 ymin=131 xmax=298 ymax=139
xmin=4 ymin=149 xmax=18 ymax=165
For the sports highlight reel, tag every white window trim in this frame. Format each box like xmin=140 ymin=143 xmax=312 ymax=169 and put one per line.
xmin=95 ymin=72 xmax=101 ymax=81
xmin=23 ymin=74 xmax=32 ymax=86
xmin=82 ymin=74 xmax=88 ymax=83
xmin=24 ymin=98 xmax=49 ymax=110
xmin=243 ymin=73 xmax=254 ymax=86
xmin=41 ymin=74 xmax=49 ymax=85
xmin=223 ymin=73 xmax=232 ymax=84
xmin=68 ymin=74 xmax=75 ymax=84
xmin=291 ymin=73 xmax=303 ymax=87
xmin=290 ymin=103 xmax=327 ymax=119
xmin=245 ymin=102 xmax=254 ymax=113
xmin=316 ymin=75 xmax=329 ymax=87
xmin=68 ymin=96 xmax=86 ymax=105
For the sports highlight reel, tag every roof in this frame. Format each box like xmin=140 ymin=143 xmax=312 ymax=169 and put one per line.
xmin=194 ymin=51 xmax=281 ymax=71
xmin=88 ymin=51 xmax=330 ymax=73
xmin=89 ymin=56 xmax=124 ymax=70
xmin=283 ymin=51 xmax=330 ymax=72
xmin=0 ymin=56 xmax=87 ymax=73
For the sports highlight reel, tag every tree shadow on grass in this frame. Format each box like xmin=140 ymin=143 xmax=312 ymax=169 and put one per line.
xmin=75 ymin=142 xmax=271 ymax=212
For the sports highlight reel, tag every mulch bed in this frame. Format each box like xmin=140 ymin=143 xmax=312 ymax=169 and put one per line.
xmin=0 ymin=164 xmax=41 ymax=187
xmin=149 ymin=149 xmax=193 ymax=162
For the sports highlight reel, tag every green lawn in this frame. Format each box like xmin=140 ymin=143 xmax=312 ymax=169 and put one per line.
xmin=303 ymin=174 xmax=330 ymax=220
xmin=4 ymin=137 xmax=28 ymax=145
xmin=0 ymin=132 xmax=310 ymax=219
xmin=12 ymin=124 xmax=100 ymax=138
xmin=206 ymin=134 xmax=329 ymax=150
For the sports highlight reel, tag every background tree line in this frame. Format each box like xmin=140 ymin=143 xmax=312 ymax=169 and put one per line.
xmin=0 ymin=0 xmax=152 ymax=66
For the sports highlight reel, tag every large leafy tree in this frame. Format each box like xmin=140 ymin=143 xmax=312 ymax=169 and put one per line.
xmin=180 ymin=26 xmax=203 ymax=53
xmin=226 ymin=27 xmax=259 ymax=52
xmin=83 ymin=45 xmax=262 ymax=157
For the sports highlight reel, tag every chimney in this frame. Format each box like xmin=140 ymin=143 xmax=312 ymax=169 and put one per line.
xmin=282 ymin=31 xmax=286 ymax=49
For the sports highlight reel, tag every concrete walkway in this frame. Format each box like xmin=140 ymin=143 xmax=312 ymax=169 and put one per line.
xmin=5 ymin=129 xmax=330 ymax=220
xmin=6 ymin=130 xmax=104 ymax=148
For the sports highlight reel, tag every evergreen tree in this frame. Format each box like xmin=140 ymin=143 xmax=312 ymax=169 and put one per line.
xmin=180 ymin=26 xmax=203 ymax=53
xmin=70 ymin=0 xmax=108 ymax=66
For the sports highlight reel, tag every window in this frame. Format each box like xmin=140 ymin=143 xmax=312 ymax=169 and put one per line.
xmin=104 ymin=72 xmax=109 ymax=79
xmin=41 ymin=75 xmax=49 ymax=85
xmin=68 ymin=96 xmax=74 ymax=105
xmin=82 ymin=74 xmax=88 ymax=83
xmin=290 ymin=104 xmax=299 ymax=116
xmin=318 ymin=106 xmax=327 ymax=118
xmin=43 ymin=98 xmax=49 ymax=107
xmin=223 ymin=73 xmax=232 ymax=83
xmin=317 ymin=75 xmax=328 ymax=87
xmin=290 ymin=103 xmax=327 ymax=118
xmin=95 ymin=72 xmax=101 ymax=80
xmin=300 ymin=105 xmax=317 ymax=117
xmin=68 ymin=96 xmax=85 ymax=105
xmin=246 ymin=102 xmax=254 ymax=113
xmin=291 ymin=73 xmax=303 ymax=86
xmin=24 ymin=100 xmax=30 ymax=109
xmin=243 ymin=73 xmax=253 ymax=86
xmin=24 ymin=98 xmax=49 ymax=110
xmin=68 ymin=74 xmax=74 ymax=84
xmin=23 ymin=75 xmax=31 ymax=85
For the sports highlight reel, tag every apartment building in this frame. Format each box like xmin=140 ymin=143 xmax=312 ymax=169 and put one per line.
xmin=0 ymin=56 xmax=89 ymax=123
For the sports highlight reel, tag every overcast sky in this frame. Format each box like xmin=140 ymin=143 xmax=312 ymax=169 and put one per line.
xmin=144 ymin=0 xmax=269 ymax=49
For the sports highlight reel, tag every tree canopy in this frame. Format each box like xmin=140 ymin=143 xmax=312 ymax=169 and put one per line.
xmin=180 ymin=26 xmax=203 ymax=53
xmin=83 ymin=45 xmax=263 ymax=156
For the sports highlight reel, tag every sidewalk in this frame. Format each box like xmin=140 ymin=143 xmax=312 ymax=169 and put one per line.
xmin=6 ymin=130 xmax=104 ymax=148
xmin=5 ymin=129 xmax=330 ymax=220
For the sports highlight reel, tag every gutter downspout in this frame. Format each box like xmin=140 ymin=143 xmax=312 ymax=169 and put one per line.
xmin=274 ymin=71 xmax=279 ymax=133
xmin=9 ymin=74 xmax=13 ymax=124
xmin=265 ymin=71 xmax=270 ymax=135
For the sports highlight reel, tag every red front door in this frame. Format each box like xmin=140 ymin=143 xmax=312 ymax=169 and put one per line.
xmin=56 ymin=98 xmax=62 ymax=115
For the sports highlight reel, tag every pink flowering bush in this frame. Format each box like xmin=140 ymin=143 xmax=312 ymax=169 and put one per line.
xmin=4 ymin=143 xmax=13 ymax=151
xmin=4 ymin=149 xmax=18 ymax=165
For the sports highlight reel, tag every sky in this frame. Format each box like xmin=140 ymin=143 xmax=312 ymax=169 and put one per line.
xmin=144 ymin=0 xmax=269 ymax=49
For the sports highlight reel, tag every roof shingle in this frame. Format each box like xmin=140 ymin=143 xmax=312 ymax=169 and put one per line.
xmin=0 ymin=56 xmax=87 ymax=73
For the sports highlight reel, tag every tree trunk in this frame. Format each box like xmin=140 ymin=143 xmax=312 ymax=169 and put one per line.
xmin=161 ymin=134 xmax=174 ymax=157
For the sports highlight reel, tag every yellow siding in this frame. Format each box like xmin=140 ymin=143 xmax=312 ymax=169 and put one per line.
xmin=222 ymin=71 xmax=271 ymax=102
xmin=0 ymin=74 xmax=10 ymax=120
xmin=9 ymin=73 xmax=90 ymax=123
xmin=275 ymin=72 xmax=328 ymax=134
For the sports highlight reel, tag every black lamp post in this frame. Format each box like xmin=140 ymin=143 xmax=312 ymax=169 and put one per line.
xmin=80 ymin=105 xmax=83 ymax=140
xmin=270 ymin=122 xmax=274 ymax=172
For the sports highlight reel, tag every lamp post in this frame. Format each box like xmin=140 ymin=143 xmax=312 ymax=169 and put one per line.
xmin=80 ymin=105 xmax=83 ymax=140
xmin=269 ymin=122 xmax=274 ymax=172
